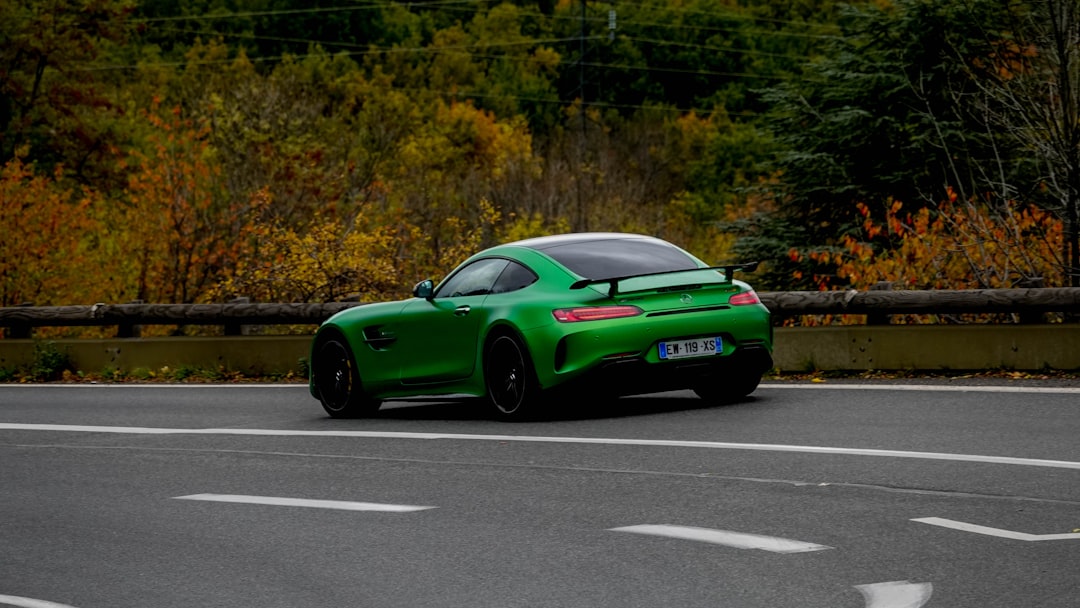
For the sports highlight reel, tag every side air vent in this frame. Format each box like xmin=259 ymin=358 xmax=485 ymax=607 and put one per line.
xmin=362 ymin=326 xmax=397 ymax=350
xmin=554 ymin=337 xmax=568 ymax=372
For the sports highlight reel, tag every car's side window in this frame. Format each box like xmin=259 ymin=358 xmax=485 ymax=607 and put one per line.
xmin=490 ymin=260 xmax=538 ymax=294
xmin=434 ymin=258 xmax=509 ymax=298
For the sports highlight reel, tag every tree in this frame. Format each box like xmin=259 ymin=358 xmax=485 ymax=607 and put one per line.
xmin=762 ymin=1 xmax=998 ymax=232
xmin=0 ymin=0 xmax=134 ymax=188
xmin=550 ymin=0 xmax=838 ymax=118
xmin=754 ymin=0 xmax=1077 ymax=289
xmin=956 ymin=0 xmax=1080 ymax=286
xmin=210 ymin=210 xmax=400 ymax=303
xmin=798 ymin=195 xmax=1064 ymax=292
xmin=388 ymin=100 xmax=535 ymax=259
xmin=0 ymin=154 xmax=101 ymax=306
xmin=111 ymin=105 xmax=265 ymax=304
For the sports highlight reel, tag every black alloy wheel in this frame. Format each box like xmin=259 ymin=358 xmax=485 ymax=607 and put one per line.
xmin=485 ymin=333 xmax=537 ymax=420
xmin=313 ymin=332 xmax=380 ymax=418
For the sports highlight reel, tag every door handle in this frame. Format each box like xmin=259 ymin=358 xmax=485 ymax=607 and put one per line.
xmin=454 ymin=305 xmax=471 ymax=316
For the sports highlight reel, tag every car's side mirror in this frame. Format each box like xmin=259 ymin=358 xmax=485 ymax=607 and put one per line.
xmin=413 ymin=279 xmax=435 ymax=300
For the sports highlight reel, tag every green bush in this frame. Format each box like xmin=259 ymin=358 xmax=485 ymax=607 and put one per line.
xmin=172 ymin=365 xmax=199 ymax=381
xmin=32 ymin=342 xmax=73 ymax=381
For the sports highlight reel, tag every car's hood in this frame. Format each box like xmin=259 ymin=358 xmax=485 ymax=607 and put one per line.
xmin=323 ymin=299 xmax=411 ymax=325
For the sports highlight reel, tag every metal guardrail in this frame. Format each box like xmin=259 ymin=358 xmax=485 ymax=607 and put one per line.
xmin=2 ymin=288 xmax=1080 ymax=339
xmin=0 ymin=302 xmax=359 ymax=338
xmin=759 ymin=288 xmax=1080 ymax=316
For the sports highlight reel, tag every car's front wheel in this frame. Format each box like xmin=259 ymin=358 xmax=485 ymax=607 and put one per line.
xmin=484 ymin=332 xmax=540 ymax=421
xmin=694 ymin=372 xmax=761 ymax=404
xmin=312 ymin=330 xmax=381 ymax=418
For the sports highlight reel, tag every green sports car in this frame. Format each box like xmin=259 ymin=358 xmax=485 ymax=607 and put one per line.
xmin=309 ymin=232 xmax=773 ymax=420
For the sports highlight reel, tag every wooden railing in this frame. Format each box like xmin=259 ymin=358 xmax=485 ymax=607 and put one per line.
xmin=760 ymin=288 xmax=1080 ymax=316
xmin=2 ymin=288 xmax=1080 ymax=339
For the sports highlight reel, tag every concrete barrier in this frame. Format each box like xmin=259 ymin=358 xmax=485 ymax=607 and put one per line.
xmin=771 ymin=325 xmax=1080 ymax=372
xmin=0 ymin=336 xmax=312 ymax=377
xmin=2 ymin=325 xmax=1078 ymax=376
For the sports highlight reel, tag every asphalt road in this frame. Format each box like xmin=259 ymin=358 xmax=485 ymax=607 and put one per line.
xmin=1 ymin=382 xmax=1078 ymax=608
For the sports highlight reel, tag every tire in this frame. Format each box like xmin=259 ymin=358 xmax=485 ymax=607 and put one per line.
xmin=694 ymin=372 xmax=761 ymax=404
xmin=484 ymin=332 xmax=540 ymax=421
xmin=312 ymin=331 xmax=381 ymax=418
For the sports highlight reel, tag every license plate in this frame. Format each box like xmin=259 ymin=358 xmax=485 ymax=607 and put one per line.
xmin=658 ymin=337 xmax=722 ymax=360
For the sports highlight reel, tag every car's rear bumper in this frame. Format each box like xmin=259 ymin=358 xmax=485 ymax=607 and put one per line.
xmin=551 ymin=344 xmax=773 ymax=398
xmin=524 ymin=301 xmax=773 ymax=386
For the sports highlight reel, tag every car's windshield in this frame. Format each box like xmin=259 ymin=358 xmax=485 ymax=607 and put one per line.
xmin=539 ymin=238 xmax=700 ymax=279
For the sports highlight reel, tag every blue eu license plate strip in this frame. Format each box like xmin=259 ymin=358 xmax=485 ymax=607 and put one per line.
xmin=658 ymin=337 xmax=722 ymax=360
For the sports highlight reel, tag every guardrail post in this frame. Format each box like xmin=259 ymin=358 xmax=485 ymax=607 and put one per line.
xmin=1018 ymin=278 xmax=1045 ymax=324
xmin=116 ymin=300 xmax=143 ymax=338
xmin=5 ymin=303 xmax=33 ymax=339
xmin=866 ymin=282 xmax=893 ymax=325
xmin=224 ymin=297 xmax=249 ymax=336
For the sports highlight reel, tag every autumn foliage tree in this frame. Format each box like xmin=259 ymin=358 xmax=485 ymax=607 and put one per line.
xmin=387 ymin=100 xmax=535 ymax=260
xmin=955 ymin=0 xmax=1080 ymax=287
xmin=211 ymin=211 xmax=400 ymax=304
xmin=789 ymin=191 xmax=1064 ymax=292
xmin=108 ymin=106 xmax=266 ymax=304
xmin=213 ymin=200 xmax=505 ymax=304
xmin=0 ymin=0 xmax=134 ymax=187
xmin=0 ymin=154 xmax=101 ymax=306
xmin=10 ymin=0 xmax=1077 ymax=323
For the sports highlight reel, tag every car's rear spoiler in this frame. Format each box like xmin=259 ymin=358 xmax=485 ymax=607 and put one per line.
xmin=569 ymin=262 xmax=759 ymax=297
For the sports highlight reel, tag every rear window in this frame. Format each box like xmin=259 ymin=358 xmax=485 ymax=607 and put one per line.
xmin=541 ymin=239 xmax=699 ymax=279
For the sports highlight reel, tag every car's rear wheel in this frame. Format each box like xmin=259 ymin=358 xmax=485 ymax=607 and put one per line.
xmin=484 ymin=332 xmax=539 ymax=421
xmin=312 ymin=331 xmax=381 ymax=418
xmin=694 ymin=372 xmax=761 ymax=404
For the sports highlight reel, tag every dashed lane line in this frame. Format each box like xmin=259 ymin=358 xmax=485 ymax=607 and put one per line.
xmin=609 ymin=524 xmax=832 ymax=553
xmin=913 ymin=517 xmax=1080 ymax=541
xmin=0 ymin=595 xmax=79 ymax=608
xmin=854 ymin=581 xmax=933 ymax=608
xmin=174 ymin=494 xmax=435 ymax=512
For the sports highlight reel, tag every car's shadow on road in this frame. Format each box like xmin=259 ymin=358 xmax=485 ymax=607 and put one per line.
xmin=366 ymin=392 xmax=761 ymax=423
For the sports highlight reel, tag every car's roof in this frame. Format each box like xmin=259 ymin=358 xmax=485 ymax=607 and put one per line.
xmin=507 ymin=232 xmax=659 ymax=251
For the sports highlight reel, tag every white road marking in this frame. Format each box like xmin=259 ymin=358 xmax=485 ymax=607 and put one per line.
xmin=609 ymin=524 xmax=832 ymax=553
xmin=0 ymin=595 xmax=79 ymax=608
xmin=3 ymin=423 xmax=1080 ymax=471
xmin=854 ymin=581 xmax=933 ymax=608
xmin=913 ymin=517 xmax=1080 ymax=541
xmin=174 ymin=494 xmax=435 ymax=512
xmin=0 ymin=384 xmax=303 ymax=388
xmin=4 ymin=382 xmax=1080 ymax=393
xmin=762 ymin=383 xmax=1080 ymax=394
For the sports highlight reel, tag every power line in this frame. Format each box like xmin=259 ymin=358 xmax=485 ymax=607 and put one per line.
xmin=130 ymin=17 xmax=820 ymax=73
xmin=423 ymin=2 xmax=839 ymax=42
xmin=77 ymin=39 xmax=818 ymax=84
xmin=614 ymin=0 xmax=841 ymax=31
xmin=73 ymin=35 xmax=607 ymax=71
xmin=137 ymin=0 xmax=475 ymax=22
xmin=622 ymin=35 xmax=820 ymax=62
xmin=579 ymin=59 xmax=820 ymax=82
xmin=66 ymin=1 xmax=830 ymax=117
xmin=130 ymin=1 xmax=840 ymax=46
xmin=616 ymin=17 xmax=841 ymax=41
xmin=147 ymin=26 xmax=590 ymax=56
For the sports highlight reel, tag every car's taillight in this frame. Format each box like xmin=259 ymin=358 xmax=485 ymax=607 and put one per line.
xmin=729 ymin=290 xmax=760 ymax=306
xmin=552 ymin=305 xmax=644 ymax=322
